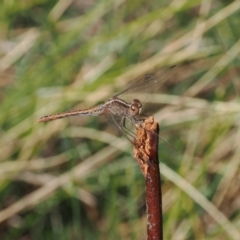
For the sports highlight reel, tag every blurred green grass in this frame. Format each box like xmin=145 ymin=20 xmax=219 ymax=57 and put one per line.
xmin=0 ymin=0 xmax=240 ymax=239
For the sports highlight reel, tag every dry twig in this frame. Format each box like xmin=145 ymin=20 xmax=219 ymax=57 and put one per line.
xmin=134 ymin=116 xmax=162 ymax=240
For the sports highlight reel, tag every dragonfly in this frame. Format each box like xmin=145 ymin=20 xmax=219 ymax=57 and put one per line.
xmin=38 ymin=65 xmax=177 ymax=146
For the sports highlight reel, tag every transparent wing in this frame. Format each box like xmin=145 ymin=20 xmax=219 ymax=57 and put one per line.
xmin=113 ymin=65 xmax=177 ymax=103
xmin=102 ymin=106 xmax=180 ymax=159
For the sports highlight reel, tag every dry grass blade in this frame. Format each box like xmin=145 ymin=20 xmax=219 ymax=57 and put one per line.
xmin=160 ymin=163 xmax=240 ymax=240
xmin=0 ymin=138 xmax=127 ymax=224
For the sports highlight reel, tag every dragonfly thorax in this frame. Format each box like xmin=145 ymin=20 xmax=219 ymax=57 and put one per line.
xmin=129 ymin=99 xmax=142 ymax=116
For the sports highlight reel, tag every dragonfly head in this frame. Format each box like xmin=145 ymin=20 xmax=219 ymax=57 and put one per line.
xmin=129 ymin=99 xmax=142 ymax=116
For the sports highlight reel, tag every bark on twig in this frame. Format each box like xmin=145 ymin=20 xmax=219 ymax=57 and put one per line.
xmin=134 ymin=116 xmax=162 ymax=240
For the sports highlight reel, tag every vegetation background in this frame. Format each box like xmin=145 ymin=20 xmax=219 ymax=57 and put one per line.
xmin=0 ymin=0 xmax=240 ymax=239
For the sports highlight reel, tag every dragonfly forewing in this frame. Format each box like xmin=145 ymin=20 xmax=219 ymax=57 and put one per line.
xmin=114 ymin=65 xmax=177 ymax=104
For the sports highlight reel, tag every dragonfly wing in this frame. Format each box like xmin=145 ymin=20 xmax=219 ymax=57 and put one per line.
xmin=103 ymin=110 xmax=180 ymax=160
xmin=113 ymin=65 xmax=177 ymax=104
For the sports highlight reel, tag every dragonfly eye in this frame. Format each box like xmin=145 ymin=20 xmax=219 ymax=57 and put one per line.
xmin=132 ymin=99 xmax=142 ymax=108
xmin=129 ymin=102 xmax=141 ymax=116
xmin=130 ymin=104 xmax=138 ymax=115
xmin=131 ymin=99 xmax=142 ymax=114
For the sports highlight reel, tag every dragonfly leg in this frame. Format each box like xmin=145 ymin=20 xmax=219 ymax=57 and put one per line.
xmin=120 ymin=116 xmax=136 ymax=143
xmin=108 ymin=113 xmax=135 ymax=143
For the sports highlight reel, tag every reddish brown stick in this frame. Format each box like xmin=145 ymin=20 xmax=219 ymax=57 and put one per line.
xmin=134 ymin=116 xmax=162 ymax=240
